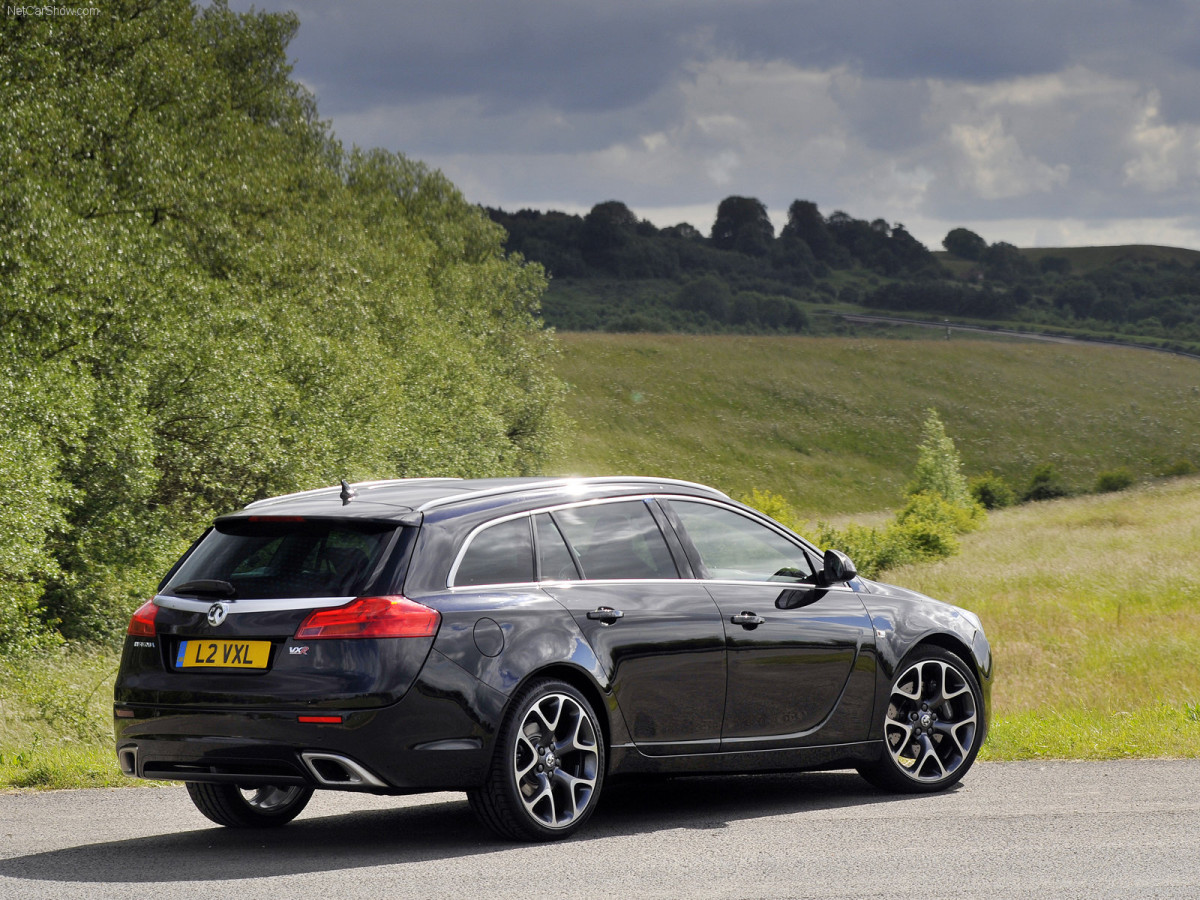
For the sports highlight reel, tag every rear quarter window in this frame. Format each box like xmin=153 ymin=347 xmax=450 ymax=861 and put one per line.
xmin=452 ymin=517 xmax=535 ymax=587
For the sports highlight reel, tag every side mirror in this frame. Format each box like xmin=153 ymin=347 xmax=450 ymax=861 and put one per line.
xmin=821 ymin=548 xmax=858 ymax=584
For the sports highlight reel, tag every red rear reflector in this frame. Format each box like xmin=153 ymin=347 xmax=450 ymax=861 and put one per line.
xmin=127 ymin=600 xmax=157 ymax=636
xmin=297 ymin=715 xmax=343 ymax=724
xmin=294 ymin=596 xmax=440 ymax=640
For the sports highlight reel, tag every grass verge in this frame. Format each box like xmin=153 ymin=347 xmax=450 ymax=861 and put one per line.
xmin=0 ymin=645 xmax=129 ymax=789
xmin=883 ymin=476 xmax=1200 ymax=760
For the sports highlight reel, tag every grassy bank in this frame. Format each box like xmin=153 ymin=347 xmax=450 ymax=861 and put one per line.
xmin=0 ymin=646 xmax=126 ymax=789
xmin=548 ymin=332 xmax=1200 ymax=515
xmin=3 ymin=479 xmax=1198 ymax=789
xmin=880 ymin=476 xmax=1200 ymax=759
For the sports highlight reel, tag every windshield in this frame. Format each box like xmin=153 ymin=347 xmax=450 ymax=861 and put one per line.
xmin=162 ymin=519 xmax=398 ymax=600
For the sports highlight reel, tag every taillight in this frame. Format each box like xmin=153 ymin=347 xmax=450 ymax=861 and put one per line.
xmin=294 ymin=596 xmax=440 ymax=640
xmin=127 ymin=600 xmax=158 ymax=636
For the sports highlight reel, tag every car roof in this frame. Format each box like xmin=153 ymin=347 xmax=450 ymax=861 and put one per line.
xmin=225 ymin=476 xmax=730 ymax=521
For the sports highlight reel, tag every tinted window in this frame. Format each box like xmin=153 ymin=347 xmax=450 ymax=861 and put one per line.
xmin=536 ymin=513 xmax=581 ymax=581
xmin=164 ymin=520 xmax=396 ymax=599
xmin=454 ymin=517 xmax=535 ymax=587
xmin=670 ymin=501 xmax=815 ymax=583
xmin=553 ymin=501 xmax=678 ymax=580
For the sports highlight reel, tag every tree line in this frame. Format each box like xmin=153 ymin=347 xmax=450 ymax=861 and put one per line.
xmin=0 ymin=0 xmax=560 ymax=648
xmin=490 ymin=201 xmax=1200 ymax=347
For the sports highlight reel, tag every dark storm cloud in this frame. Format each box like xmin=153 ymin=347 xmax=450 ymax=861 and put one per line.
xmin=255 ymin=1 xmax=1189 ymax=115
xmin=258 ymin=1 xmax=691 ymax=114
xmin=229 ymin=0 xmax=1200 ymax=248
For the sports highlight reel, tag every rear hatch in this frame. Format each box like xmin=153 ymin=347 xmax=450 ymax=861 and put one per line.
xmin=115 ymin=516 xmax=437 ymax=710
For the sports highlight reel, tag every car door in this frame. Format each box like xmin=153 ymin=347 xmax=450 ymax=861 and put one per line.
xmin=538 ymin=500 xmax=727 ymax=756
xmin=662 ymin=498 xmax=876 ymax=752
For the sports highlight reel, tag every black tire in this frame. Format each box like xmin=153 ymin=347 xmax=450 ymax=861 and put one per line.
xmin=468 ymin=678 xmax=605 ymax=841
xmin=857 ymin=646 xmax=984 ymax=793
xmin=185 ymin=782 xmax=314 ymax=828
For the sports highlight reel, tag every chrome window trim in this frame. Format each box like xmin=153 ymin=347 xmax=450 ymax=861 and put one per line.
xmin=154 ymin=594 xmax=355 ymax=614
xmin=448 ymin=496 xmax=681 ymax=588
xmin=441 ymin=576 xmax=861 ymax=593
xmin=445 ymin=493 xmax=817 ymax=590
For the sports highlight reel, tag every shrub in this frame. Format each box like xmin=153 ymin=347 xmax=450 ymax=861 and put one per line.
xmin=1095 ymin=467 xmax=1135 ymax=493
xmin=738 ymin=488 xmax=803 ymax=532
xmin=1024 ymin=464 xmax=1072 ymax=501
xmin=1161 ymin=459 xmax=1197 ymax=478
xmin=811 ymin=522 xmax=917 ymax=578
xmin=896 ymin=490 xmax=983 ymax=534
xmin=969 ymin=471 xmax=1016 ymax=510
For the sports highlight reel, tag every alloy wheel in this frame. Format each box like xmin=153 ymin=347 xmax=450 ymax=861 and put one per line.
xmin=511 ymin=692 xmax=600 ymax=829
xmin=883 ymin=657 xmax=979 ymax=783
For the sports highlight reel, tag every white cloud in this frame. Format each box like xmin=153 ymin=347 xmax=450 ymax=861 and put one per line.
xmin=948 ymin=115 xmax=1070 ymax=199
xmin=1122 ymin=94 xmax=1192 ymax=192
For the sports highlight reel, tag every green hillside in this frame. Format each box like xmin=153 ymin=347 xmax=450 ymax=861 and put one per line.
xmin=547 ymin=332 xmax=1200 ymax=516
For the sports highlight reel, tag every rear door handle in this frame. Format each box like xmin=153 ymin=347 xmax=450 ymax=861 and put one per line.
xmin=587 ymin=606 xmax=624 ymax=623
xmin=731 ymin=612 xmax=765 ymax=627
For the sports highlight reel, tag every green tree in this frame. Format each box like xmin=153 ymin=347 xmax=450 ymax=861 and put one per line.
xmin=0 ymin=1 xmax=561 ymax=647
xmin=942 ymin=228 xmax=987 ymax=261
xmin=712 ymin=196 xmax=774 ymax=256
xmin=781 ymin=200 xmax=839 ymax=264
xmin=906 ymin=410 xmax=977 ymax=515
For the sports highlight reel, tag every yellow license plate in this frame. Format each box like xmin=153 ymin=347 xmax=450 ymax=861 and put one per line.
xmin=176 ymin=639 xmax=270 ymax=669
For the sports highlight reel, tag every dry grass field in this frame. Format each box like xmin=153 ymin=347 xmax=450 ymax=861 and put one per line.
xmin=884 ymin=477 xmax=1200 ymax=758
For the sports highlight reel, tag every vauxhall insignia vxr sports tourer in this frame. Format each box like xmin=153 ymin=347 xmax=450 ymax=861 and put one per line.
xmin=114 ymin=476 xmax=991 ymax=841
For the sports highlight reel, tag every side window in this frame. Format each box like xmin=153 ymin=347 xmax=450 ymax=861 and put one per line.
xmin=454 ymin=517 xmax=535 ymax=587
xmin=670 ymin=501 xmax=815 ymax=584
xmin=553 ymin=500 xmax=679 ymax=580
xmin=535 ymin=513 xmax=581 ymax=581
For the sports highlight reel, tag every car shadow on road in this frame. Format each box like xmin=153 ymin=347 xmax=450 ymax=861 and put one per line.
xmin=0 ymin=771 xmax=934 ymax=883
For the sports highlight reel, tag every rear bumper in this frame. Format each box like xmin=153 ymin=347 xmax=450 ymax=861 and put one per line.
xmin=114 ymin=650 xmax=508 ymax=793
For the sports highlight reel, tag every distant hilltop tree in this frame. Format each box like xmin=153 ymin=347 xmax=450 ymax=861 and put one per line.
xmin=711 ymin=196 xmax=774 ymax=256
xmin=942 ymin=227 xmax=988 ymax=261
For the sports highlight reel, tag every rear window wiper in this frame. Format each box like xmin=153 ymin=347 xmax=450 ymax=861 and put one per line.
xmin=170 ymin=579 xmax=237 ymax=599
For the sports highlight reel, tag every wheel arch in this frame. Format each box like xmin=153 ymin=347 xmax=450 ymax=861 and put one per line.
xmin=889 ymin=633 xmax=991 ymax=746
xmin=500 ymin=663 xmax=621 ymax=765
xmin=909 ymin=633 xmax=978 ymax=680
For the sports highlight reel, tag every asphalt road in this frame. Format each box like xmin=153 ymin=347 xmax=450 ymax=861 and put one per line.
xmin=1 ymin=760 xmax=1198 ymax=899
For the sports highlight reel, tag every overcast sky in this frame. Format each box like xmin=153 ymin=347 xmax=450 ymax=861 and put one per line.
xmin=229 ymin=0 xmax=1200 ymax=251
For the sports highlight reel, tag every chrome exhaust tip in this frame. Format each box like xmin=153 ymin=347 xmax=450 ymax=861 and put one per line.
xmin=300 ymin=752 xmax=388 ymax=788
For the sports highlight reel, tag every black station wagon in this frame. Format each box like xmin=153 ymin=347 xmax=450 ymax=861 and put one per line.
xmin=114 ymin=476 xmax=991 ymax=841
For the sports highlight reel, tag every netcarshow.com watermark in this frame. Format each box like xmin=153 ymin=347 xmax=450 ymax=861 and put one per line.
xmin=7 ymin=5 xmax=101 ymax=16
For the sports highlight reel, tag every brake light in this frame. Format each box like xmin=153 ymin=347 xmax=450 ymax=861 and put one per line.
xmin=127 ymin=600 xmax=158 ymax=636
xmin=294 ymin=596 xmax=440 ymax=640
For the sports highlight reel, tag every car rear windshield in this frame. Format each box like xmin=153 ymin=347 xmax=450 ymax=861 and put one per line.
xmin=162 ymin=519 xmax=399 ymax=600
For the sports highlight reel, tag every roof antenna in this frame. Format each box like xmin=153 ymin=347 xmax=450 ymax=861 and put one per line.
xmin=339 ymin=479 xmax=357 ymax=505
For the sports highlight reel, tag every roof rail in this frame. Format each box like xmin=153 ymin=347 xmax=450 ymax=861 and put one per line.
xmin=415 ymin=476 xmax=727 ymax=512
xmin=244 ymin=477 xmax=462 ymax=509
